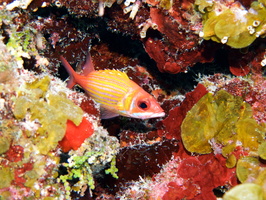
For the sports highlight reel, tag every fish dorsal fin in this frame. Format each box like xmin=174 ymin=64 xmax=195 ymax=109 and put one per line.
xmin=82 ymin=52 xmax=95 ymax=76
xmin=97 ymin=69 xmax=130 ymax=80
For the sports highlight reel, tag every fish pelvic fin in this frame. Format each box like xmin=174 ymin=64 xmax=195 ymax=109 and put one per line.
xmin=100 ymin=106 xmax=120 ymax=119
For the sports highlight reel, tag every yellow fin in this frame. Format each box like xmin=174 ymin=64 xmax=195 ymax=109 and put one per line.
xmin=96 ymin=69 xmax=130 ymax=80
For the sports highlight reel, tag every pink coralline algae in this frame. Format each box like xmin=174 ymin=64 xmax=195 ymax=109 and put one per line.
xmin=154 ymin=155 xmax=237 ymax=200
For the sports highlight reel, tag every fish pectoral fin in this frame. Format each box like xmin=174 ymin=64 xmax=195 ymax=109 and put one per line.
xmin=100 ymin=107 xmax=120 ymax=119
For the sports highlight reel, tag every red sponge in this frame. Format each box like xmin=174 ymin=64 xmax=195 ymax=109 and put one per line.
xmin=59 ymin=117 xmax=94 ymax=152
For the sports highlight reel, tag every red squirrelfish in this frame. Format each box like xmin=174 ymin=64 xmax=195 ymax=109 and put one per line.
xmin=60 ymin=53 xmax=165 ymax=119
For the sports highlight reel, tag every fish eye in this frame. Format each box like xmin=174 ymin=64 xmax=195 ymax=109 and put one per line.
xmin=137 ymin=100 xmax=149 ymax=110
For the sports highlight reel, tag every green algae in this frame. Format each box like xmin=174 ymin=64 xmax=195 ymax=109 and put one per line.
xmin=0 ymin=9 xmax=40 ymax=69
xmin=59 ymin=127 xmax=119 ymax=197
xmin=226 ymin=154 xmax=237 ymax=168
xmin=159 ymin=0 xmax=173 ymax=10
xmin=236 ymin=156 xmax=266 ymax=188
xmin=0 ymin=42 xmax=119 ymax=197
xmin=13 ymin=76 xmax=83 ymax=154
xmin=236 ymin=156 xmax=260 ymax=183
xmin=6 ymin=25 xmax=37 ymax=54
xmin=25 ymin=75 xmax=50 ymax=97
xmin=181 ymin=92 xmax=215 ymax=154
xmin=0 ymin=121 xmax=13 ymax=154
xmin=195 ymin=0 xmax=266 ymax=48
xmin=181 ymin=90 xmax=266 ymax=199
xmin=105 ymin=156 xmax=119 ymax=179
xmin=61 ymin=151 xmax=96 ymax=194
xmin=0 ymin=14 xmax=87 ymax=197
xmin=181 ymin=90 xmax=265 ymax=155
xmin=0 ymin=167 xmax=14 ymax=189
xmin=258 ymin=141 xmax=266 ymax=159
xmin=59 ymin=149 xmax=118 ymax=197
xmin=223 ymin=183 xmax=264 ymax=200
xmin=0 ymin=136 xmax=11 ymax=154
xmin=194 ymin=0 xmax=213 ymax=13
xmin=0 ymin=119 xmax=20 ymax=154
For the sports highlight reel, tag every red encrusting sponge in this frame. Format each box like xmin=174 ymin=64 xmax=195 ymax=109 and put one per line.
xmin=59 ymin=117 xmax=94 ymax=152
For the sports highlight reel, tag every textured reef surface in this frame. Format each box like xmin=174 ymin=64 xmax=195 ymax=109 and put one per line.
xmin=0 ymin=0 xmax=265 ymax=199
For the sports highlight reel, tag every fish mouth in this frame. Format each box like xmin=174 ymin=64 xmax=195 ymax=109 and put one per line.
xmin=126 ymin=111 xmax=165 ymax=119
xmin=149 ymin=112 xmax=165 ymax=118
xmin=136 ymin=112 xmax=165 ymax=119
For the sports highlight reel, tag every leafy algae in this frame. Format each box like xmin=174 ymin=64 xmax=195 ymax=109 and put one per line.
xmin=223 ymin=183 xmax=264 ymax=200
xmin=258 ymin=141 xmax=266 ymax=159
xmin=195 ymin=0 xmax=266 ymax=48
xmin=0 ymin=167 xmax=14 ymax=189
xmin=181 ymin=90 xmax=266 ymax=198
xmin=181 ymin=90 xmax=265 ymax=156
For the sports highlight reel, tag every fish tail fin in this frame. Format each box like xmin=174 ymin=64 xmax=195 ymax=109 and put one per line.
xmin=60 ymin=56 xmax=77 ymax=88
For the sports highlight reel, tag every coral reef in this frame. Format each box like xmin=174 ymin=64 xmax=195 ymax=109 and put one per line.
xmin=118 ymin=154 xmax=237 ymax=199
xmin=0 ymin=11 xmax=119 ymax=198
xmin=0 ymin=0 xmax=266 ymax=199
